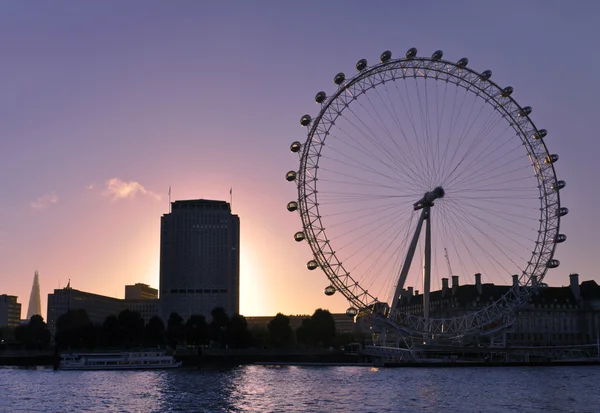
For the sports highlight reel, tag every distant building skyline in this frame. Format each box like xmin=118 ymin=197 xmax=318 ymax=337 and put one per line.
xmin=26 ymin=270 xmax=42 ymax=320
xmin=159 ymin=199 xmax=240 ymax=322
xmin=125 ymin=283 xmax=158 ymax=300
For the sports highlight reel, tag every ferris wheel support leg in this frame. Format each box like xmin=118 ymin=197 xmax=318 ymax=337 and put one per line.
xmin=389 ymin=208 xmax=427 ymax=318
xmin=423 ymin=206 xmax=432 ymax=324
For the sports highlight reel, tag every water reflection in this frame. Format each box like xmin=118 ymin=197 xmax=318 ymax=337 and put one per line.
xmin=2 ymin=365 xmax=600 ymax=412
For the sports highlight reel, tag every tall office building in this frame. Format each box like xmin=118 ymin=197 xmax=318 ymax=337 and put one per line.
xmin=26 ymin=270 xmax=42 ymax=320
xmin=159 ymin=199 xmax=239 ymax=322
xmin=125 ymin=283 xmax=158 ymax=300
xmin=0 ymin=295 xmax=21 ymax=328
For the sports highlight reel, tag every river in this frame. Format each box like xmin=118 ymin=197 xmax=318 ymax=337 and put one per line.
xmin=2 ymin=365 xmax=600 ymax=412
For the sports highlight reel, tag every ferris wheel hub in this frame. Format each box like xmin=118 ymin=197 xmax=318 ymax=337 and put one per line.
xmin=413 ymin=186 xmax=445 ymax=210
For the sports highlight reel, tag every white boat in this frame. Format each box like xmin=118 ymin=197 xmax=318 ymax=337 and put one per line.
xmin=59 ymin=350 xmax=182 ymax=370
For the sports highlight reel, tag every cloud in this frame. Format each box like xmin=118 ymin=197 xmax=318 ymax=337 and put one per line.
xmin=103 ymin=178 xmax=160 ymax=201
xmin=86 ymin=184 xmax=94 ymax=190
xmin=30 ymin=192 xmax=58 ymax=209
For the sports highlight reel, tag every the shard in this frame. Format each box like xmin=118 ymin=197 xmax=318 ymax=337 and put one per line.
xmin=26 ymin=270 xmax=42 ymax=320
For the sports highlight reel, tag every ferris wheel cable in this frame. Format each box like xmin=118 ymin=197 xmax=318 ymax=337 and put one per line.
xmin=447 ymin=151 xmax=532 ymax=190
xmin=448 ymin=199 xmax=539 ymax=223
xmin=320 ymin=152 xmax=420 ymax=190
xmin=318 ymin=162 xmax=415 ymax=190
xmin=325 ymin=201 xmax=408 ymax=230
xmin=340 ymin=98 xmax=421 ymax=178
xmin=439 ymin=85 xmax=471 ymax=179
xmin=327 ymin=123 xmax=426 ymax=191
xmin=442 ymin=200 xmax=530 ymax=274
xmin=454 ymin=185 xmax=539 ymax=193
xmin=412 ymin=76 xmax=436 ymax=185
xmin=439 ymin=205 xmax=514 ymax=282
xmin=441 ymin=103 xmax=505 ymax=185
xmin=444 ymin=199 xmax=538 ymax=249
xmin=377 ymin=84 xmax=428 ymax=178
xmin=442 ymin=125 xmax=517 ymax=188
xmin=437 ymin=205 xmax=490 ymax=281
xmin=437 ymin=206 xmax=473 ymax=283
xmin=451 ymin=171 xmax=535 ymax=191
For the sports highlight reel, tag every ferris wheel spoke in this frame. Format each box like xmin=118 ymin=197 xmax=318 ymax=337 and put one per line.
xmin=443 ymin=199 xmax=532 ymax=269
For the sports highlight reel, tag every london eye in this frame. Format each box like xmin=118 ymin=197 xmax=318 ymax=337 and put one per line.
xmin=285 ymin=48 xmax=567 ymax=344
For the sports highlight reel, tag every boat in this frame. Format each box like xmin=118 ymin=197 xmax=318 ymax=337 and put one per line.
xmin=59 ymin=350 xmax=182 ymax=370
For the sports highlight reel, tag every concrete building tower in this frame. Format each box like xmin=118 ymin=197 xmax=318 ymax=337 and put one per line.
xmin=159 ymin=199 xmax=240 ymax=323
xmin=26 ymin=270 xmax=42 ymax=320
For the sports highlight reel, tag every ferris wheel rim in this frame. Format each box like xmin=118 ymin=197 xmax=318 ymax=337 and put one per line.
xmin=294 ymin=51 xmax=562 ymax=336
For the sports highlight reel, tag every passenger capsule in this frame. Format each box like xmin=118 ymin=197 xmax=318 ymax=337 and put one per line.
xmin=552 ymin=180 xmax=566 ymax=191
xmin=406 ymin=47 xmax=417 ymax=59
xmin=356 ymin=58 xmax=368 ymax=71
xmin=346 ymin=307 xmax=358 ymax=317
xmin=294 ymin=231 xmax=306 ymax=242
xmin=518 ymin=106 xmax=532 ymax=117
xmin=501 ymin=86 xmax=514 ymax=97
xmin=557 ymin=207 xmax=569 ymax=217
xmin=285 ymin=171 xmax=297 ymax=182
xmin=300 ymin=114 xmax=312 ymax=127
xmin=554 ymin=234 xmax=567 ymax=243
xmin=315 ymin=91 xmax=327 ymax=104
xmin=287 ymin=201 xmax=298 ymax=212
xmin=431 ymin=50 xmax=443 ymax=60
xmin=380 ymin=50 xmax=392 ymax=63
xmin=547 ymin=259 xmax=560 ymax=269
xmin=334 ymin=72 xmax=346 ymax=85
xmin=480 ymin=70 xmax=492 ymax=80
xmin=457 ymin=57 xmax=469 ymax=67
xmin=533 ymin=129 xmax=547 ymax=140
xmin=307 ymin=260 xmax=319 ymax=270
xmin=324 ymin=285 xmax=336 ymax=296
xmin=544 ymin=154 xmax=559 ymax=164
xmin=290 ymin=141 xmax=302 ymax=153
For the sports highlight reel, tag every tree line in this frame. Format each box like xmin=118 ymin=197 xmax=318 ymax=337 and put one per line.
xmin=1 ymin=308 xmax=365 ymax=351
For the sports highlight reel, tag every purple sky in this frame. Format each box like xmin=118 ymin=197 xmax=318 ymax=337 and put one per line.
xmin=1 ymin=1 xmax=598 ymax=320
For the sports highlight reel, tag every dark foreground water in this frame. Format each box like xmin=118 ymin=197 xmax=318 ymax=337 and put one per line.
xmin=2 ymin=365 xmax=600 ymax=412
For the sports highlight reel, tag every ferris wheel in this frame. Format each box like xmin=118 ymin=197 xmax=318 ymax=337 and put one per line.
xmin=285 ymin=48 xmax=567 ymax=341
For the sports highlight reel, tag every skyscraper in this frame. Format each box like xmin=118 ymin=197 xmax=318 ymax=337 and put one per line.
xmin=26 ymin=270 xmax=42 ymax=320
xmin=159 ymin=199 xmax=239 ymax=322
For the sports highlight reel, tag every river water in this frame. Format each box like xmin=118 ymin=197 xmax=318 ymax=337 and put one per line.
xmin=2 ymin=365 xmax=600 ymax=412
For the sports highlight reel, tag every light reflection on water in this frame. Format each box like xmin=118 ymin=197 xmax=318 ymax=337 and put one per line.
xmin=2 ymin=365 xmax=600 ymax=412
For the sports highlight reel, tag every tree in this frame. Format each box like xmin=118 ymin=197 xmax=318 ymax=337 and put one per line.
xmin=55 ymin=309 xmax=96 ymax=349
xmin=267 ymin=313 xmax=293 ymax=348
xmin=295 ymin=318 xmax=314 ymax=347
xmin=26 ymin=315 xmax=51 ymax=349
xmin=166 ymin=312 xmax=184 ymax=349
xmin=185 ymin=314 xmax=208 ymax=347
xmin=101 ymin=315 xmax=121 ymax=347
xmin=310 ymin=309 xmax=336 ymax=348
xmin=228 ymin=314 xmax=251 ymax=349
xmin=145 ymin=316 xmax=166 ymax=347
xmin=117 ymin=309 xmax=145 ymax=348
xmin=210 ymin=307 xmax=230 ymax=348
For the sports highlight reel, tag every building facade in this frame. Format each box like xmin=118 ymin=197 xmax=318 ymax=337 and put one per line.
xmin=125 ymin=283 xmax=158 ymax=300
xmin=46 ymin=286 xmax=125 ymax=338
xmin=377 ymin=273 xmax=600 ymax=347
xmin=0 ymin=295 xmax=22 ymax=328
xmin=26 ymin=270 xmax=42 ymax=319
xmin=159 ymin=199 xmax=240 ymax=323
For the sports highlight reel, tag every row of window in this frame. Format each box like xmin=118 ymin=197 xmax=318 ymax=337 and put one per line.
xmin=169 ymin=289 xmax=228 ymax=294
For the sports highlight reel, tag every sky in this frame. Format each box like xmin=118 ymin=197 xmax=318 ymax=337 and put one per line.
xmin=1 ymin=1 xmax=599 ymax=321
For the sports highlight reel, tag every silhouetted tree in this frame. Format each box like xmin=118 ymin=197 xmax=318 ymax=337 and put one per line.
xmin=117 ymin=309 xmax=145 ymax=348
xmin=249 ymin=326 xmax=268 ymax=348
xmin=228 ymin=314 xmax=251 ymax=349
xmin=185 ymin=315 xmax=208 ymax=347
xmin=167 ymin=312 xmax=185 ymax=349
xmin=55 ymin=309 xmax=96 ymax=349
xmin=267 ymin=313 xmax=293 ymax=348
xmin=295 ymin=318 xmax=314 ymax=347
xmin=145 ymin=316 xmax=166 ymax=347
xmin=26 ymin=315 xmax=51 ymax=349
xmin=101 ymin=315 xmax=121 ymax=347
xmin=210 ymin=307 xmax=230 ymax=348
xmin=310 ymin=309 xmax=336 ymax=348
